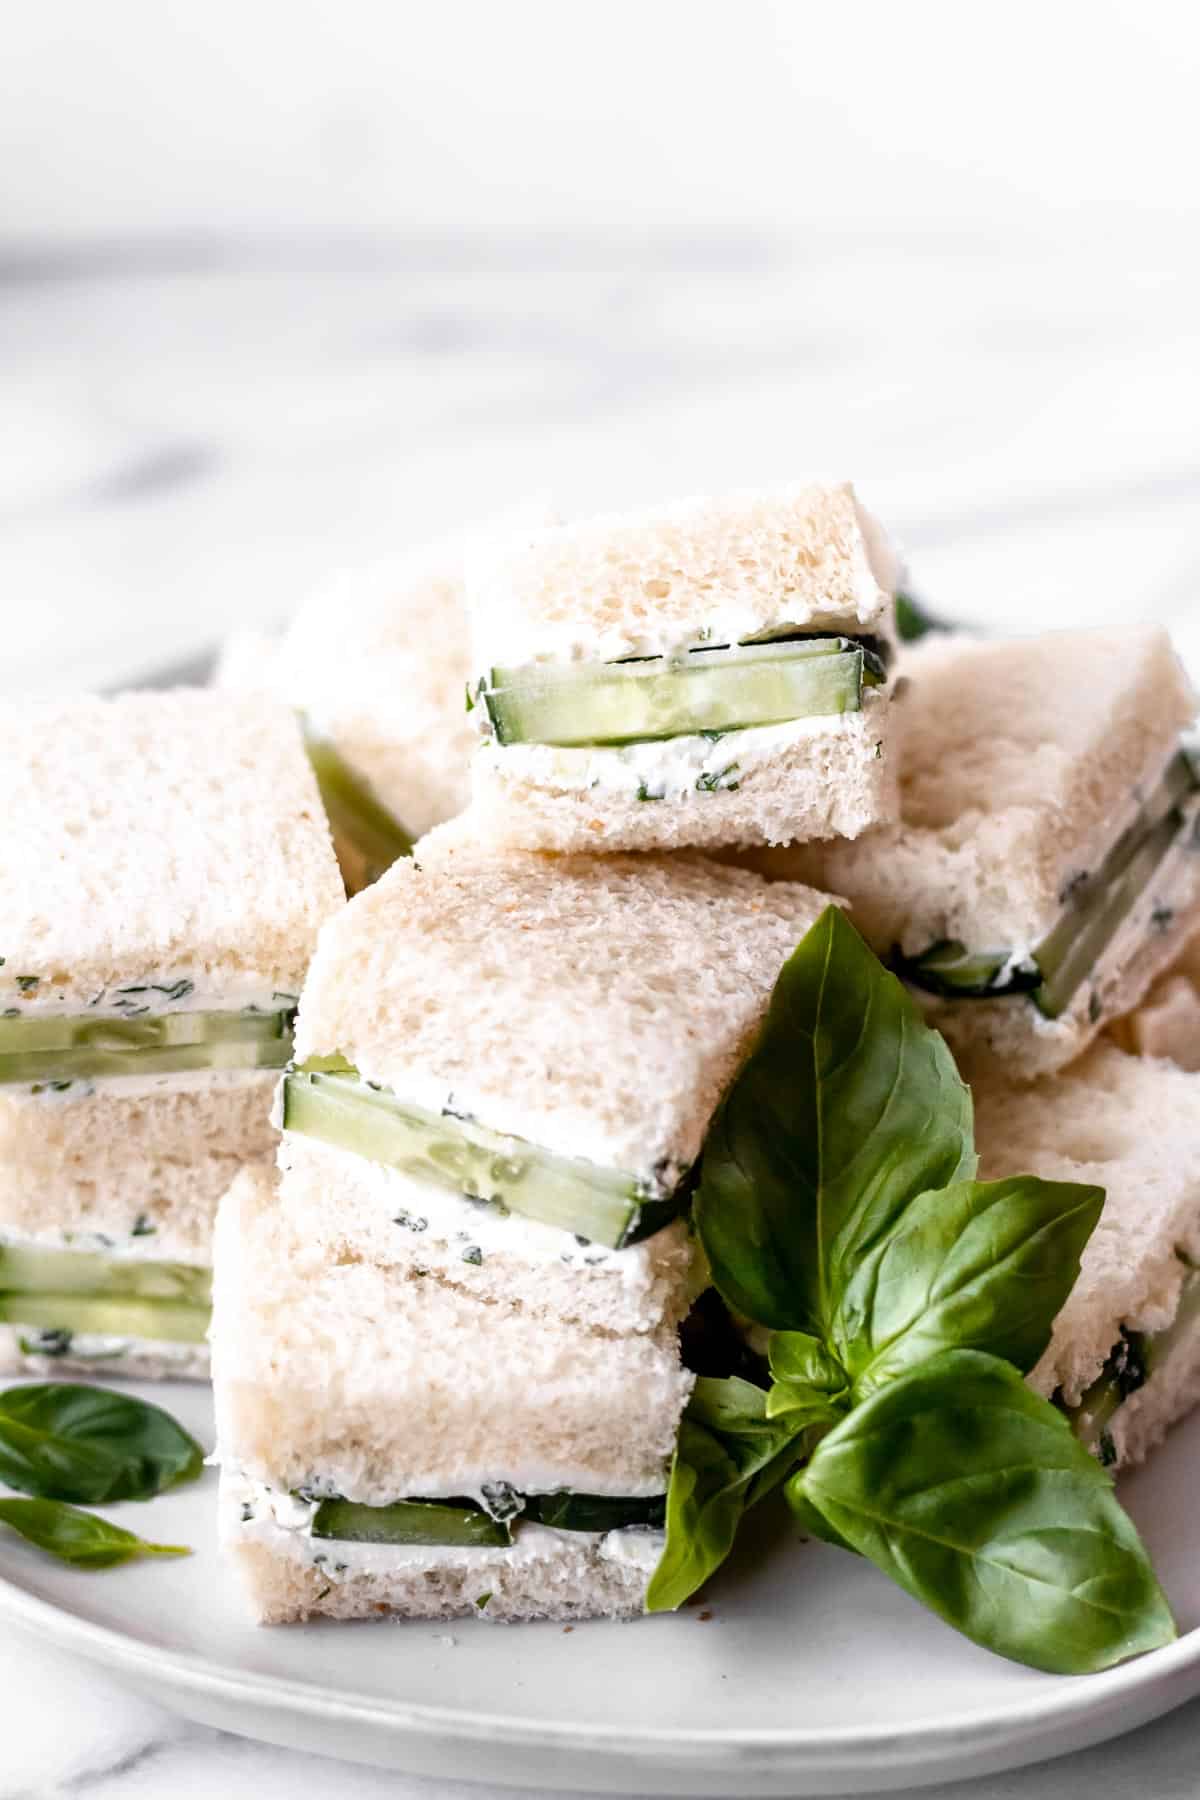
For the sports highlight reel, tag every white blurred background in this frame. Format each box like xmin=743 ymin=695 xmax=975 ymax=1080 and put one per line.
xmin=3 ymin=0 xmax=1199 ymax=691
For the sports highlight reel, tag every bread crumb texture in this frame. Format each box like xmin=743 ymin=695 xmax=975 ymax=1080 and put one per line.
xmin=975 ymin=1042 xmax=1200 ymax=1406
xmin=467 ymin=481 xmax=896 ymax=667
xmin=0 ymin=1074 xmax=277 ymax=1259
xmin=294 ymin=847 xmax=832 ymax=1175
xmin=228 ymin=1528 xmax=652 ymax=1625
xmin=468 ymin=694 xmax=899 ymax=852
xmin=765 ymin=626 xmax=1196 ymax=950
xmin=212 ymin=1168 xmax=692 ymax=1504
xmin=0 ymin=690 xmax=344 ymax=1003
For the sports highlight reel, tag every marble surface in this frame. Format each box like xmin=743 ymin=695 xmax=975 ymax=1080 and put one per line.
xmin=3 ymin=235 xmax=1200 ymax=1797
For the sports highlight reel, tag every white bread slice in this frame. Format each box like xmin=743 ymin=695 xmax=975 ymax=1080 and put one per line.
xmin=1110 ymin=934 xmax=1200 ymax=1070
xmin=278 ymin=1135 xmax=695 ymax=1336
xmin=293 ymin=842 xmax=831 ymax=1183
xmin=212 ymin=1167 xmax=693 ymax=1503
xmin=467 ymin=688 xmax=898 ymax=853
xmin=221 ymin=1472 xmax=658 ymax=1625
xmin=467 ymin=481 xmax=897 ymax=667
xmin=255 ymin=550 xmax=475 ymax=841
xmin=974 ymin=1042 xmax=1200 ymax=1465
xmin=0 ymin=691 xmax=343 ymax=1011
xmin=0 ymin=1076 xmax=277 ymax=1261
xmin=758 ymin=627 xmax=1198 ymax=1078
xmin=0 ymin=1328 xmax=209 ymax=1384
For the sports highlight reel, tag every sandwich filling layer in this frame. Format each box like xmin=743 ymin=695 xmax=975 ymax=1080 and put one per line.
xmin=0 ymin=1234 xmax=211 ymax=1348
xmin=476 ymin=633 xmax=887 ymax=750
xmin=282 ymin=1058 xmax=686 ymax=1249
xmin=894 ymin=745 xmax=1200 ymax=1019
xmin=0 ymin=985 xmax=298 ymax=1093
xmin=1056 ymin=1262 xmax=1200 ymax=1466
xmin=228 ymin=1474 xmax=665 ymax=1574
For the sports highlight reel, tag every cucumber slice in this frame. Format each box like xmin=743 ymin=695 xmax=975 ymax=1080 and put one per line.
xmin=0 ymin=1243 xmax=211 ymax=1305
xmin=308 ymin=1491 xmax=665 ymax=1545
xmin=311 ymin=1496 xmax=511 ymax=1548
xmin=891 ymin=940 xmax=1041 ymax=1000
xmin=0 ymin=1007 xmax=294 ymax=1088
xmin=523 ymin=1492 xmax=666 ymax=1533
xmin=483 ymin=638 xmax=867 ymax=749
xmin=1034 ymin=745 xmax=1200 ymax=1018
xmin=282 ymin=1064 xmax=683 ymax=1250
xmin=304 ymin=731 xmax=413 ymax=888
xmin=899 ymin=745 xmax=1200 ymax=1020
xmin=0 ymin=1292 xmax=210 ymax=1344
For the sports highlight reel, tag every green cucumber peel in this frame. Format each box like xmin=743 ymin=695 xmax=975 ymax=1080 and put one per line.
xmin=311 ymin=1496 xmax=511 ymax=1548
xmin=309 ymin=1488 xmax=666 ymax=1546
xmin=652 ymin=907 xmax=1172 ymax=1671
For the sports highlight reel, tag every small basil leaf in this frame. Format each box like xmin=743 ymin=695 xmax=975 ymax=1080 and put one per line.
xmin=0 ymin=1498 xmax=190 ymax=1568
xmin=0 ymin=1384 xmax=204 ymax=1504
xmin=837 ymin=1177 xmax=1105 ymax=1399
xmin=789 ymin=1350 xmax=1175 ymax=1674
xmin=645 ymin=1376 xmax=809 ymax=1612
xmin=696 ymin=907 xmax=974 ymax=1334
xmin=766 ymin=1332 xmax=849 ymax=1421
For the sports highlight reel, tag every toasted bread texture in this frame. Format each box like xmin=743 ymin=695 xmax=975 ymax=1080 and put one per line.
xmin=467 ymin=689 xmax=898 ymax=852
xmin=0 ymin=1076 xmax=277 ymax=1261
xmin=293 ymin=841 xmax=831 ymax=1180
xmin=277 ymin=1135 xmax=695 ymax=1335
xmin=0 ymin=690 xmax=343 ymax=1010
xmin=212 ymin=1167 xmax=693 ymax=1504
xmin=974 ymin=1042 xmax=1200 ymax=1463
xmin=467 ymin=481 xmax=897 ymax=667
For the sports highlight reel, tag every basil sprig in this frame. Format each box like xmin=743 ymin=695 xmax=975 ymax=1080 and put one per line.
xmin=651 ymin=908 xmax=1174 ymax=1673
xmin=0 ymin=1384 xmax=204 ymax=1504
xmin=645 ymin=1377 xmax=822 ymax=1612
xmin=0 ymin=1497 xmax=189 ymax=1568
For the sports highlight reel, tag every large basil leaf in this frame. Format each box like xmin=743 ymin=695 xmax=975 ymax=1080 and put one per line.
xmin=645 ymin=1376 xmax=809 ymax=1613
xmin=0 ymin=1498 xmax=190 ymax=1568
xmin=789 ymin=1350 xmax=1175 ymax=1673
xmin=834 ymin=1177 xmax=1105 ymax=1399
xmin=0 ymin=1384 xmax=204 ymax=1504
xmin=696 ymin=907 xmax=974 ymax=1334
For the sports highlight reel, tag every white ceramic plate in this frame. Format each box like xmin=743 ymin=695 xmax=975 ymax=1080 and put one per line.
xmin=2 ymin=1379 xmax=1200 ymax=1794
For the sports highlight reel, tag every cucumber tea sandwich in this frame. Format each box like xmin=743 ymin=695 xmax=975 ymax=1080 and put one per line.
xmin=0 ymin=691 xmax=344 ymax=1380
xmin=214 ymin=838 xmax=832 ymax=1622
xmin=463 ymin=481 xmax=902 ymax=854
xmin=766 ymin=627 xmax=1200 ymax=1078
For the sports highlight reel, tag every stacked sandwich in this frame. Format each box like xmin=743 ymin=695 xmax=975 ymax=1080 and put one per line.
xmin=213 ymin=479 xmax=898 ymax=1623
xmin=213 ymin=846 xmax=829 ymax=1621
xmin=0 ymin=692 xmax=343 ymax=1380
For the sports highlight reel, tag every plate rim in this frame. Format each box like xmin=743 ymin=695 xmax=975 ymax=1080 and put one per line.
xmin=3 ymin=1559 xmax=1200 ymax=1766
